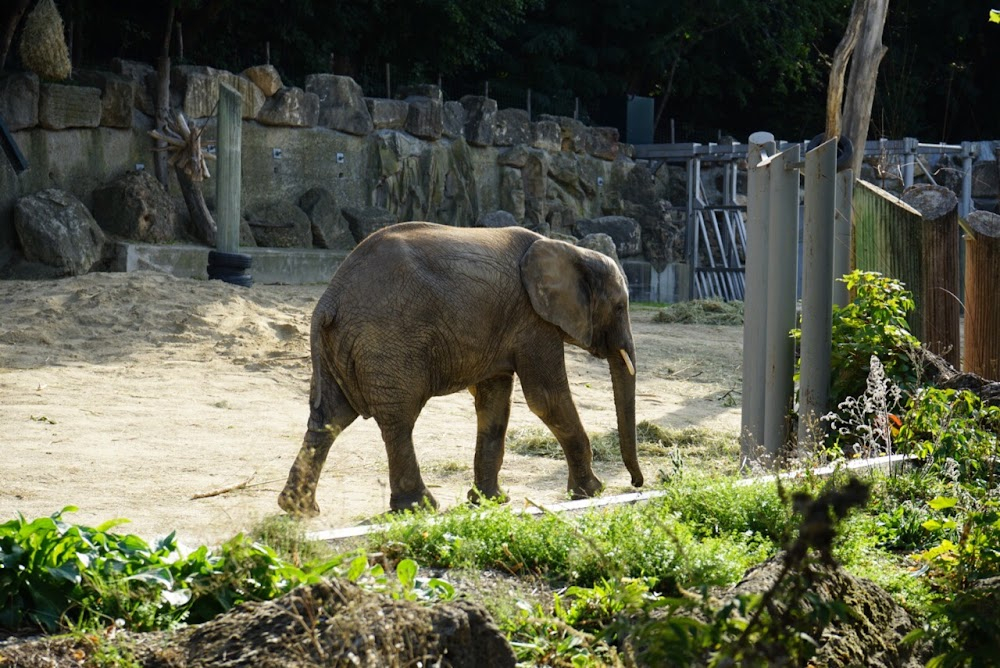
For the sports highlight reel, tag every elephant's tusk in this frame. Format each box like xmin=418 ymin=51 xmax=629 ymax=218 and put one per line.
xmin=619 ymin=349 xmax=635 ymax=376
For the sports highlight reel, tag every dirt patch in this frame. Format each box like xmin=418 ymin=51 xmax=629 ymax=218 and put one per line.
xmin=0 ymin=271 xmax=743 ymax=546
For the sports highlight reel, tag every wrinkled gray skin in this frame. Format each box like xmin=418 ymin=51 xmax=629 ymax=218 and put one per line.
xmin=278 ymin=222 xmax=643 ymax=516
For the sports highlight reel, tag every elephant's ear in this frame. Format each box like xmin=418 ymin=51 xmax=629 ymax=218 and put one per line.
xmin=520 ymin=238 xmax=592 ymax=347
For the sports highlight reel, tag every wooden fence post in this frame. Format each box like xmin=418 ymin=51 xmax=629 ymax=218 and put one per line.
xmin=216 ymin=83 xmax=242 ymax=254
xmin=901 ymin=184 xmax=961 ymax=369
xmin=852 ymin=180 xmax=923 ymax=331
xmin=964 ymin=210 xmax=1000 ymax=380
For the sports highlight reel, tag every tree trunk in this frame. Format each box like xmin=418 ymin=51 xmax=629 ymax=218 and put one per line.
xmin=176 ymin=167 xmax=217 ymax=246
xmin=964 ymin=210 xmax=1000 ymax=380
xmin=0 ymin=0 xmax=30 ymax=71
xmin=153 ymin=5 xmax=175 ymax=188
xmin=825 ymin=0 xmax=890 ymax=174
xmin=901 ymin=184 xmax=961 ymax=369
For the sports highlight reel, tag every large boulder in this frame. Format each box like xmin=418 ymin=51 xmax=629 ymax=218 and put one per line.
xmin=477 ymin=210 xmax=518 ymax=228
xmin=74 ymin=70 xmax=134 ymax=128
xmin=341 ymin=205 xmax=398 ymax=243
xmin=173 ymin=66 xmax=265 ymax=120
xmin=256 ymin=87 xmax=319 ymax=127
xmin=306 ymin=74 xmax=374 ymax=136
xmin=37 ymin=83 xmax=101 ymax=130
xmin=110 ymin=58 xmax=156 ymax=117
xmin=247 ymin=200 xmax=313 ymax=248
xmin=460 ymin=95 xmax=496 ymax=147
xmin=575 ymin=215 xmax=641 ymax=257
xmin=13 ymin=189 xmax=106 ymax=276
xmin=538 ymin=114 xmax=588 ymax=154
xmin=405 ymin=96 xmax=443 ymax=140
xmin=0 ymin=72 xmax=39 ymax=130
xmin=92 ymin=170 xmax=181 ymax=244
xmin=370 ymin=133 xmax=479 ymax=226
xmin=299 ymin=187 xmax=354 ymax=250
xmin=366 ymin=98 xmax=409 ymax=130
xmin=623 ymin=162 xmax=678 ymax=269
xmin=577 ymin=232 xmax=620 ymax=263
xmin=586 ymin=126 xmax=620 ymax=161
xmin=493 ymin=108 xmax=531 ymax=147
xmin=242 ymin=64 xmax=283 ymax=97
xmin=443 ymin=101 xmax=466 ymax=139
xmin=532 ymin=120 xmax=562 ymax=152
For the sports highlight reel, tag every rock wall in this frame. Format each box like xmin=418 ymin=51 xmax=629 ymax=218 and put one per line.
xmin=1 ymin=61 xmax=676 ymax=274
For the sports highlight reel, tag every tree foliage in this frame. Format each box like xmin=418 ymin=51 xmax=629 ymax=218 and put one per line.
xmin=2 ymin=0 xmax=999 ymax=142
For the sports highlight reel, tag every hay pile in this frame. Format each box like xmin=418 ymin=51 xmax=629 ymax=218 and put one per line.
xmin=18 ymin=0 xmax=71 ymax=81
xmin=652 ymin=299 xmax=744 ymax=326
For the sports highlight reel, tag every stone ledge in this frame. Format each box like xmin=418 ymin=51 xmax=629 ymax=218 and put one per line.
xmin=112 ymin=242 xmax=348 ymax=285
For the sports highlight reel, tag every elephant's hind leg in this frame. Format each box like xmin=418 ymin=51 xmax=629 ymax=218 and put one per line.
xmin=380 ymin=418 xmax=438 ymax=512
xmin=468 ymin=374 xmax=514 ymax=504
xmin=278 ymin=377 xmax=358 ymax=518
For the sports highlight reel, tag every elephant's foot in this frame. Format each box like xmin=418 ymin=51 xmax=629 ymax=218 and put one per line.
xmin=568 ymin=474 xmax=604 ymax=500
xmin=390 ymin=487 xmax=439 ymax=513
xmin=468 ymin=486 xmax=508 ymax=505
xmin=278 ymin=485 xmax=321 ymax=518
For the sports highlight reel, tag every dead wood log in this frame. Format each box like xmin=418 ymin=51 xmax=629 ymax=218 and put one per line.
xmin=913 ymin=344 xmax=1000 ymax=407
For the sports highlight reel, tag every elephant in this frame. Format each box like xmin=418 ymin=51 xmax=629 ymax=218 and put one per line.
xmin=277 ymin=221 xmax=644 ymax=517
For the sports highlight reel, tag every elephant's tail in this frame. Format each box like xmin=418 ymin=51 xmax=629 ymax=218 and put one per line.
xmin=310 ymin=309 xmax=335 ymax=410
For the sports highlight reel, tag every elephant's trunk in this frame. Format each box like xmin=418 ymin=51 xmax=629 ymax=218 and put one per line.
xmin=610 ymin=346 xmax=643 ymax=487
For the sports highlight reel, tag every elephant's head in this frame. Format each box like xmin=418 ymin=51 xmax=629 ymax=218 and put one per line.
xmin=520 ymin=239 xmax=644 ymax=488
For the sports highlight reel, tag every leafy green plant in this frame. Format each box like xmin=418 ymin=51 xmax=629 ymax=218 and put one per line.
xmin=888 ymin=387 xmax=1000 ymax=666
xmin=0 ymin=508 xmax=338 ymax=632
xmin=793 ymin=271 xmax=920 ymax=425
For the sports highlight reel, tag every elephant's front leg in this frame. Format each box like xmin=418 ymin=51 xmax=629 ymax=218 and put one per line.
xmin=380 ymin=419 xmax=438 ymax=511
xmin=518 ymin=360 xmax=603 ymax=499
xmin=468 ymin=374 xmax=514 ymax=504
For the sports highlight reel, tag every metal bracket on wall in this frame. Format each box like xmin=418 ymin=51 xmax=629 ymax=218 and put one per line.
xmin=0 ymin=114 xmax=29 ymax=173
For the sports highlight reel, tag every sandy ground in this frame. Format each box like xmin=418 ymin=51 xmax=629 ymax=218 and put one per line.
xmin=0 ymin=271 xmax=743 ymax=546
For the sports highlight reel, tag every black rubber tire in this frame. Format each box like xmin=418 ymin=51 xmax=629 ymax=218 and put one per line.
xmin=209 ymin=273 xmax=254 ymax=288
xmin=207 ymin=265 xmax=247 ymax=280
xmin=807 ymin=133 xmax=854 ymax=173
xmin=208 ymin=250 xmax=253 ymax=270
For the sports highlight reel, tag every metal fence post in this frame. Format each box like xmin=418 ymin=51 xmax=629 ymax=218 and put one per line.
xmin=797 ymin=138 xmax=837 ymax=448
xmin=762 ymin=144 xmax=800 ymax=460
xmin=740 ymin=131 xmax=775 ymax=459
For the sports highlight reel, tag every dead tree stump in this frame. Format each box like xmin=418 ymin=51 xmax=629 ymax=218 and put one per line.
xmin=901 ymin=184 xmax=961 ymax=369
xmin=965 ymin=210 xmax=1000 ymax=380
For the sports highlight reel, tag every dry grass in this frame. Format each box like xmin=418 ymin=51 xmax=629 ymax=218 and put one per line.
xmin=652 ymin=299 xmax=744 ymax=326
xmin=507 ymin=421 xmax=741 ymax=476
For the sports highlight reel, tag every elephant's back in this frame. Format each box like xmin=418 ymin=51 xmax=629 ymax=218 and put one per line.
xmin=315 ymin=222 xmax=543 ymax=410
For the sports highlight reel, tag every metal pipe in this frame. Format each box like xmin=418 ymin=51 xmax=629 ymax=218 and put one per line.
xmin=797 ymin=139 xmax=837 ymax=449
xmin=762 ymin=144 xmax=801 ymax=460
xmin=740 ymin=131 xmax=775 ymax=460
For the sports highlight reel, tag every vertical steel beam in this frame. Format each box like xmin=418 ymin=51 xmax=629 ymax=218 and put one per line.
xmin=762 ymin=144 xmax=801 ymax=460
xmin=797 ymin=139 xmax=838 ymax=448
xmin=740 ymin=131 xmax=775 ymax=459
